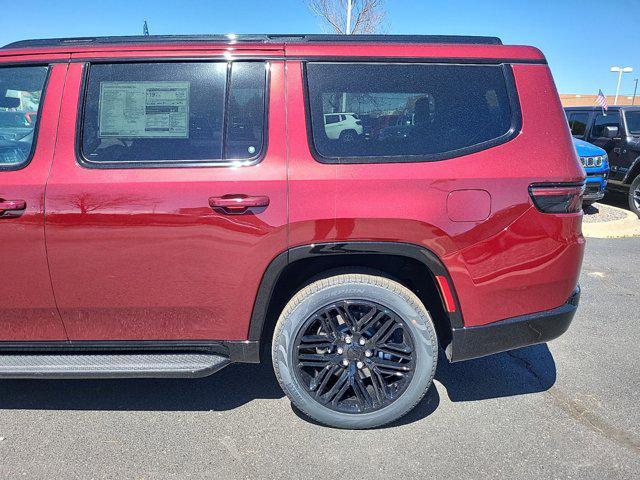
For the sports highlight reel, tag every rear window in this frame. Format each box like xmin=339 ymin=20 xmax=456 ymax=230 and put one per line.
xmin=625 ymin=111 xmax=640 ymax=135
xmin=81 ymin=62 xmax=267 ymax=166
xmin=305 ymin=63 xmax=515 ymax=163
xmin=0 ymin=66 xmax=48 ymax=169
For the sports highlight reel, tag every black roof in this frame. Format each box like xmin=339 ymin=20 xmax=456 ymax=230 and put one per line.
xmin=564 ymin=105 xmax=640 ymax=111
xmin=3 ymin=34 xmax=502 ymax=50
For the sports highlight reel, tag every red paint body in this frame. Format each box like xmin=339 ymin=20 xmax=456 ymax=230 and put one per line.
xmin=0 ymin=40 xmax=584 ymax=342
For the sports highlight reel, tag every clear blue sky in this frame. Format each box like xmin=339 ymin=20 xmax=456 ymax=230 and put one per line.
xmin=2 ymin=0 xmax=639 ymax=95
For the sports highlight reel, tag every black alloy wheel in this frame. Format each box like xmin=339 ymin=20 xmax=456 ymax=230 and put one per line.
xmin=292 ymin=300 xmax=416 ymax=414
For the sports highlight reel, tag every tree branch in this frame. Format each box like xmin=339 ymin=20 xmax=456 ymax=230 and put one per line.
xmin=306 ymin=0 xmax=387 ymax=34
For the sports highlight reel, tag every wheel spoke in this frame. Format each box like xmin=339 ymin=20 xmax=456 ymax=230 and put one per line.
xmin=370 ymin=356 xmax=411 ymax=374
xmin=377 ymin=346 xmax=412 ymax=361
xmin=352 ymin=373 xmax=374 ymax=409
xmin=298 ymin=353 xmax=333 ymax=363
xmin=310 ymin=364 xmax=339 ymax=394
xmin=358 ymin=308 xmax=386 ymax=332
xmin=318 ymin=313 xmax=340 ymax=339
xmin=324 ymin=370 xmax=350 ymax=405
xmin=299 ymin=335 xmax=333 ymax=350
xmin=377 ymin=323 xmax=403 ymax=346
xmin=298 ymin=352 xmax=333 ymax=368
xmin=335 ymin=304 xmax=358 ymax=330
xmin=377 ymin=338 xmax=413 ymax=358
xmin=369 ymin=317 xmax=397 ymax=344
xmin=369 ymin=366 xmax=388 ymax=403
xmin=379 ymin=340 xmax=412 ymax=354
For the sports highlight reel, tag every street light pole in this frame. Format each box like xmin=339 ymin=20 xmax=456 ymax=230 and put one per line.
xmin=611 ymin=66 xmax=634 ymax=105
xmin=614 ymin=68 xmax=623 ymax=105
xmin=346 ymin=0 xmax=353 ymax=34
xmin=633 ymin=78 xmax=639 ymax=106
xmin=341 ymin=0 xmax=353 ymax=112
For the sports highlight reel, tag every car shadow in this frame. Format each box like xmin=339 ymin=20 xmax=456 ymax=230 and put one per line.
xmin=292 ymin=343 xmax=555 ymax=428
xmin=434 ymin=343 xmax=556 ymax=402
xmin=583 ymin=204 xmax=600 ymax=215
xmin=0 ymin=344 xmax=556 ymax=426
xmin=0 ymin=360 xmax=285 ymax=412
xmin=600 ymin=192 xmax=632 ymax=211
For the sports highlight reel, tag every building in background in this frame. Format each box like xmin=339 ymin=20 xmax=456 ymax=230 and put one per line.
xmin=560 ymin=93 xmax=637 ymax=107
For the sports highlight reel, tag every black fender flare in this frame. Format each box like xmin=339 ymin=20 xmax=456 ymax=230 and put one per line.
xmin=247 ymin=241 xmax=464 ymax=347
xmin=623 ymin=155 xmax=640 ymax=184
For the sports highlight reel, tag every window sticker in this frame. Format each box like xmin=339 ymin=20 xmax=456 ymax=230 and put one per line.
xmin=98 ymin=82 xmax=190 ymax=138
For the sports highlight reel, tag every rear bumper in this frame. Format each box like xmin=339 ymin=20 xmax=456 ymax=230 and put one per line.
xmin=446 ymin=286 xmax=580 ymax=362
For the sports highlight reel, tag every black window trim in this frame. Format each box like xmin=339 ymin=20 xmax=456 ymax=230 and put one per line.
xmin=302 ymin=61 xmax=523 ymax=165
xmin=75 ymin=59 xmax=270 ymax=170
xmin=621 ymin=109 xmax=638 ymax=136
xmin=0 ymin=64 xmax=51 ymax=172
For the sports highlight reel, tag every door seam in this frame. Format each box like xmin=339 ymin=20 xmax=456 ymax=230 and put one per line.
xmin=43 ymin=61 xmax=71 ymax=342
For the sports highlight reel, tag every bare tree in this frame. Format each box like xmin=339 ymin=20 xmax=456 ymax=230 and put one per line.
xmin=307 ymin=0 xmax=387 ymax=34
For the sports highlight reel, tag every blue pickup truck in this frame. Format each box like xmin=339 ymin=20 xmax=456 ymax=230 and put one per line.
xmin=574 ymin=138 xmax=609 ymax=205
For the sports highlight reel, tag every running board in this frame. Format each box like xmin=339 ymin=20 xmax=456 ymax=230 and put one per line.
xmin=0 ymin=352 xmax=230 ymax=379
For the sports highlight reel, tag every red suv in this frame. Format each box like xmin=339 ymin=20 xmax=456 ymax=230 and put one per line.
xmin=0 ymin=34 xmax=584 ymax=428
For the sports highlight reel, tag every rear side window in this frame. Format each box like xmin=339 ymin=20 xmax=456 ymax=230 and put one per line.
xmin=305 ymin=63 xmax=516 ymax=163
xmin=0 ymin=66 xmax=48 ymax=169
xmin=568 ymin=112 xmax=589 ymax=137
xmin=624 ymin=110 xmax=640 ymax=135
xmin=81 ymin=62 xmax=267 ymax=166
xmin=590 ymin=112 xmax=620 ymax=139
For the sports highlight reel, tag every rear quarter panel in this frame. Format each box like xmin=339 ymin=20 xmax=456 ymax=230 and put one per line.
xmin=287 ymin=59 xmax=584 ymax=327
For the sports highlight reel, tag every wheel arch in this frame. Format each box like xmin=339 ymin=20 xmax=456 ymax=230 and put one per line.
xmin=248 ymin=242 xmax=463 ymax=360
xmin=623 ymin=155 xmax=640 ymax=184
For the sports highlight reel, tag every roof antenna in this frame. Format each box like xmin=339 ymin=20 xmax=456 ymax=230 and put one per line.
xmin=143 ymin=20 xmax=150 ymax=36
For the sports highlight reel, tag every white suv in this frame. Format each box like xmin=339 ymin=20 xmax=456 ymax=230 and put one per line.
xmin=323 ymin=113 xmax=363 ymax=142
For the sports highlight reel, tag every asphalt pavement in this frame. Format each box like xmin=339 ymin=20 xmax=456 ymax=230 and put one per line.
xmin=0 ymin=237 xmax=638 ymax=479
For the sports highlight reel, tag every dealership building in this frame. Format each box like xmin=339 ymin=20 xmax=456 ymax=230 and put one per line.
xmin=560 ymin=93 xmax=637 ymax=107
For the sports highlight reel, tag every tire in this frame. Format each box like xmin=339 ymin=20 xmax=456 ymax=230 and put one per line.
xmin=272 ymin=273 xmax=438 ymax=429
xmin=339 ymin=129 xmax=358 ymax=143
xmin=629 ymin=175 xmax=640 ymax=219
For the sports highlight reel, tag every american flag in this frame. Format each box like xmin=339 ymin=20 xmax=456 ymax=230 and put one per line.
xmin=595 ymin=89 xmax=608 ymax=111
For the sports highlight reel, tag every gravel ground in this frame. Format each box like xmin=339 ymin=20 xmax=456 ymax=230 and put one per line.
xmin=0 ymin=238 xmax=638 ymax=479
xmin=583 ymin=202 xmax=629 ymax=223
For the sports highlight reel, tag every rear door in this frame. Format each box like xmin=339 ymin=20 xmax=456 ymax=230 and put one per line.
xmin=0 ymin=62 xmax=67 ymax=341
xmin=45 ymin=55 xmax=286 ymax=341
xmin=588 ymin=110 xmax=625 ymax=180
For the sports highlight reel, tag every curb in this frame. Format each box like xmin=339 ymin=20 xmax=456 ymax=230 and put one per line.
xmin=583 ymin=204 xmax=640 ymax=239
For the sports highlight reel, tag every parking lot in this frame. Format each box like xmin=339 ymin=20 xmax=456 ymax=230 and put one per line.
xmin=0 ymin=233 xmax=637 ymax=479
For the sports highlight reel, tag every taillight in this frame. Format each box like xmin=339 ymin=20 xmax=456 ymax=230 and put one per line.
xmin=529 ymin=183 xmax=585 ymax=214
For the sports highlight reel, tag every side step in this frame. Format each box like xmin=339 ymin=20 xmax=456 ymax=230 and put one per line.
xmin=0 ymin=352 xmax=230 ymax=379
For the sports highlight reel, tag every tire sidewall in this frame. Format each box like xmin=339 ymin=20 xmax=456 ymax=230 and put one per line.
xmin=273 ymin=278 xmax=437 ymax=429
xmin=629 ymin=176 xmax=640 ymax=218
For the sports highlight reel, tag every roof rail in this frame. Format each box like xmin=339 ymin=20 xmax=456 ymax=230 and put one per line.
xmin=3 ymin=34 xmax=503 ymax=50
